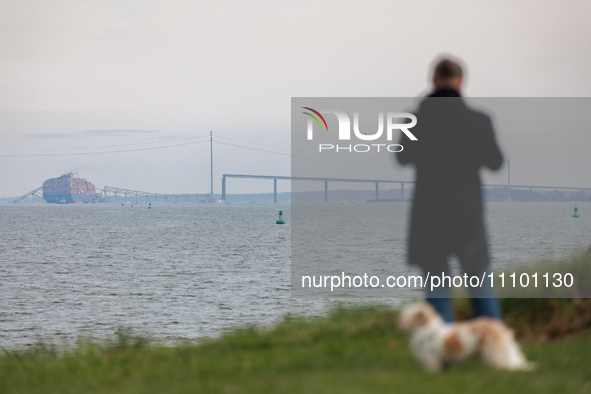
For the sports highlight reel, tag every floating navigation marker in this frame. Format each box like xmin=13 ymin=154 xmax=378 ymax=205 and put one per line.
xmin=573 ymin=205 xmax=580 ymax=218
xmin=276 ymin=210 xmax=285 ymax=224
xmin=121 ymin=203 xmax=124 ymax=207
xmin=148 ymin=203 xmax=152 ymax=209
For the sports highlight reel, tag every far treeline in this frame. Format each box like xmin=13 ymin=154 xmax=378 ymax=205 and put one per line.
xmin=287 ymin=187 xmax=591 ymax=203
xmin=483 ymin=187 xmax=591 ymax=202
xmin=3 ymin=188 xmax=590 ymax=204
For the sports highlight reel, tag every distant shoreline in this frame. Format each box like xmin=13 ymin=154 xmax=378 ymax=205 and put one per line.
xmin=3 ymin=186 xmax=590 ymax=204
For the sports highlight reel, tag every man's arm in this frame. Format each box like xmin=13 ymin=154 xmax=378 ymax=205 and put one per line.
xmin=396 ymin=126 xmax=417 ymax=166
xmin=481 ymin=117 xmax=503 ymax=170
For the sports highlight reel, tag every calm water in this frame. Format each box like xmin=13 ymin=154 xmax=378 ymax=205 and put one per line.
xmin=1 ymin=202 xmax=590 ymax=348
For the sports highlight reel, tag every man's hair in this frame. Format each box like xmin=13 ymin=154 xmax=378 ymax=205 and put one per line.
xmin=433 ymin=58 xmax=463 ymax=80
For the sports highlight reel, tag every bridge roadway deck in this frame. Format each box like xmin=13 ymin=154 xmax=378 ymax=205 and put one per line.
xmin=221 ymin=174 xmax=591 ymax=203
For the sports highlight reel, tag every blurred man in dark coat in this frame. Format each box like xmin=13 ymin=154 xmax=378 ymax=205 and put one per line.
xmin=397 ymin=57 xmax=504 ymax=322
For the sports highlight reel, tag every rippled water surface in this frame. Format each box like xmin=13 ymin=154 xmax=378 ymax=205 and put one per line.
xmin=1 ymin=202 xmax=589 ymax=348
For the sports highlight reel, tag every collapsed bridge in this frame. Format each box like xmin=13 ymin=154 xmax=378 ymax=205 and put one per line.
xmin=11 ymin=185 xmax=212 ymax=204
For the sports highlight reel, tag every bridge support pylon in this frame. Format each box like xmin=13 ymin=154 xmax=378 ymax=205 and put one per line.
xmin=222 ymin=176 xmax=226 ymax=202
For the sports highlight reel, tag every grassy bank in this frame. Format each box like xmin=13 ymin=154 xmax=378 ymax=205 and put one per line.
xmin=455 ymin=251 xmax=591 ymax=340
xmin=2 ymin=255 xmax=591 ymax=393
xmin=2 ymin=302 xmax=590 ymax=393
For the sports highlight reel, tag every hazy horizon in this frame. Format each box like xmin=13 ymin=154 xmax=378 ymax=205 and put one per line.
xmin=2 ymin=1 xmax=591 ymax=197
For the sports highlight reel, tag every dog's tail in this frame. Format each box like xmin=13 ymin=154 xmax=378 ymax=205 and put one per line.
xmin=472 ymin=318 xmax=535 ymax=371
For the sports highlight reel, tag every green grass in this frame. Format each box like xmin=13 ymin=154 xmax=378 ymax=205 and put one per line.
xmin=1 ymin=304 xmax=590 ymax=394
xmin=2 ymin=253 xmax=591 ymax=393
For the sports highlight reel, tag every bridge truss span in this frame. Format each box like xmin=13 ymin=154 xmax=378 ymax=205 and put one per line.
xmin=96 ymin=186 xmax=211 ymax=204
xmin=10 ymin=187 xmax=46 ymax=204
xmin=11 ymin=185 xmax=212 ymax=204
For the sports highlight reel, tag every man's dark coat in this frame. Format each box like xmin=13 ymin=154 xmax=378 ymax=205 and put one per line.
xmin=397 ymin=89 xmax=503 ymax=274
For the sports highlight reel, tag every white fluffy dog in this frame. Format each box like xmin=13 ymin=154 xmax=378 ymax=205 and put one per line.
xmin=398 ymin=302 xmax=534 ymax=372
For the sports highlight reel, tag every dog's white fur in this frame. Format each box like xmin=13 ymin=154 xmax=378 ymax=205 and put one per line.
xmin=398 ymin=302 xmax=534 ymax=372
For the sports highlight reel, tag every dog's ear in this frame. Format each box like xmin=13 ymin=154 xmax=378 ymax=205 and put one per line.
xmin=412 ymin=310 xmax=428 ymax=326
xmin=399 ymin=303 xmax=436 ymax=332
xmin=399 ymin=309 xmax=428 ymax=332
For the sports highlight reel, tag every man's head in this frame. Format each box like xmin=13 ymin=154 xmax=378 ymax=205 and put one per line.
xmin=432 ymin=58 xmax=464 ymax=91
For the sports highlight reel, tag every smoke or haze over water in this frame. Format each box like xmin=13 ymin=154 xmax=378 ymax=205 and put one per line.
xmin=2 ymin=1 xmax=591 ymax=196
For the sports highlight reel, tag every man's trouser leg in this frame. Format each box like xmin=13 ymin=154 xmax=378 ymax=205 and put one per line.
xmin=423 ymin=268 xmax=502 ymax=322
xmin=426 ymin=297 xmax=455 ymax=323
xmin=423 ymin=269 xmax=454 ymax=322
xmin=468 ymin=273 xmax=503 ymax=320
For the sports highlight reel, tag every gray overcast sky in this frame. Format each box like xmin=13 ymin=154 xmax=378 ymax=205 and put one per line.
xmin=1 ymin=0 xmax=591 ymax=197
